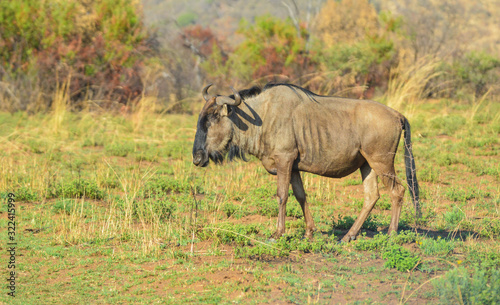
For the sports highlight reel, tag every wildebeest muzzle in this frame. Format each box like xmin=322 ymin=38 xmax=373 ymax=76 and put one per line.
xmin=193 ymin=150 xmax=209 ymax=167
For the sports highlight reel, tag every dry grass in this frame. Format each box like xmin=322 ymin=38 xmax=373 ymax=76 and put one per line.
xmin=384 ymin=56 xmax=441 ymax=114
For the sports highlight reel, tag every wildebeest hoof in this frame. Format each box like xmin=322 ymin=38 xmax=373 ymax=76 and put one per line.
xmin=267 ymin=238 xmax=277 ymax=244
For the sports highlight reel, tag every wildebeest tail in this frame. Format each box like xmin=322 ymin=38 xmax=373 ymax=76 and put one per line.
xmin=402 ymin=117 xmax=421 ymax=218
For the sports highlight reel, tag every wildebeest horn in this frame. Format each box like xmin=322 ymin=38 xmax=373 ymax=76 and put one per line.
xmin=202 ymin=84 xmax=213 ymax=101
xmin=216 ymin=86 xmax=242 ymax=106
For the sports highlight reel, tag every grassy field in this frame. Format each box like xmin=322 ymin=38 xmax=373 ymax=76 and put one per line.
xmin=1 ymin=96 xmax=499 ymax=304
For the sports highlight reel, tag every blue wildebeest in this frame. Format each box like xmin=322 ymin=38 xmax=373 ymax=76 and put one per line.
xmin=192 ymin=83 xmax=420 ymax=242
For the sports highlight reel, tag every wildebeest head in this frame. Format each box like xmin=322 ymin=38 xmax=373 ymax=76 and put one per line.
xmin=192 ymin=84 xmax=241 ymax=167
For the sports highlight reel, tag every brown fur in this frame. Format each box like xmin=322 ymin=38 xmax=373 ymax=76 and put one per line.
xmin=193 ymin=84 xmax=418 ymax=242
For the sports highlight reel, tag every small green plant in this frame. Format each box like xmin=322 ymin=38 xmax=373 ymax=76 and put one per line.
xmin=134 ymin=151 xmax=158 ymax=162
xmin=382 ymin=244 xmax=420 ymax=272
xmin=206 ymin=223 xmax=262 ymax=246
xmin=51 ymin=179 xmax=104 ymax=199
xmin=341 ymin=178 xmax=362 ymax=186
xmin=52 ymin=199 xmax=92 ymax=216
xmin=445 ymin=187 xmax=487 ymax=202
xmin=132 ymin=198 xmax=176 ymax=221
xmin=14 ymin=186 xmax=40 ymax=202
xmin=436 ymin=152 xmax=458 ymax=166
xmin=256 ymin=199 xmax=279 ymax=217
xmin=222 ymin=203 xmax=237 ymax=218
xmin=353 ymin=232 xmax=420 ymax=272
xmin=105 ymin=141 xmax=135 ymax=157
xmin=143 ymin=176 xmax=194 ymax=197
xmin=443 ymin=206 xmax=465 ymax=229
xmin=234 ymin=233 xmax=338 ymax=259
xmin=478 ymin=217 xmax=500 ymax=238
xmin=333 ymin=214 xmax=378 ymax=231
xmin=419 ymin=166 xmax=440 ymax=183
xmin=221 ymin=202 xmax=249 ymax=219
xmin=286 ymin=203 xmax=303 ymax=218
xmin=418 ymin=236 xmax=455 ymax=257
xmin=354 ymin=231 xmax=418 ymax=252
xmin=430 ymin=115 xmax=466 ymax=136
xmin=376 ymin=194 xmax=392 ymax=210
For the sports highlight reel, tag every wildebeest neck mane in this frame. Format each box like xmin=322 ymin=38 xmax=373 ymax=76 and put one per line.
xmin=237 ymin=83 xmax=322 ymax=103
xmin=228 ymin=144 xmax=248 ymax=162
xmin=228 ymin=86 xmax=262 ymax=100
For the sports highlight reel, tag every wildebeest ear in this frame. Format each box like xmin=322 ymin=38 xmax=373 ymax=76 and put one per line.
xmin=220 ymin=104 xmax=229 ymax=117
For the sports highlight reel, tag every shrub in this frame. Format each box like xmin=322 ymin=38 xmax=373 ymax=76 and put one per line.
xmin=143 ymin=176 xmax=193 ymax=197
xmin=204 ymin=15 xmax=314 ymax=85
xmin=14 ymin=186 xmax=40 ymax=202
xmin=0 ymin=0 xmax=152 ymax=109
xmin=105 ymin=141 xmax=136 ymax=157
xmin=418 ymin=236 xmax=455 ymax=256
xmin=207 ymin=223 xmax=262 ymax=246
xmin=433 ymin=264 xmax=500 ymax=304
xmin=132 ymin=198 xmax=176 ymax=222
xmin=333 ymin=214 xmax=378 ymax=231
xmin=51 ymin=179 xmax=104 ymax=199
xmin=52 ymin=199 xmax=93 ymax=216
xmin=450 ymin=51 xmax=500 ymax=97
xmin=234 ymin=232 xmax=338 ymax=259
xmin=443 ymin=206 xmax=465 ymax=229
xmin=382 ymin=243 xmax=420 ymax=272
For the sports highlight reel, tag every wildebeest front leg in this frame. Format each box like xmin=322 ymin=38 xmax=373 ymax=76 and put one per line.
xmin=342 ymin=163 xmax=380 ymax=242
xmin=273 ymin=158 xmax=294 ymax=239
xmin=291 ymin=171 xmax=315 ymax=239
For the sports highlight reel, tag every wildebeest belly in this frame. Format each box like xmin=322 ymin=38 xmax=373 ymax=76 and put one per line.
xmin=292 ymin=105 xmax=366 ymax=178
xmin=293 ymin=147 xmax=365 ymax=178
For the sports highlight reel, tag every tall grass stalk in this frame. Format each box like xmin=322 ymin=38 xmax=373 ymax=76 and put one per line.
xmin=131 ymin=95 xmax=158 ymax=132
xmin=384 ymin=57 xmax=441 ymax=115
xmin=56 ymin=198 xmax=98 ymax=245
xmin=468 ymin=88 xmax=491 ymax=126
xmin=51 ymin=75 xmax=71 ymax=134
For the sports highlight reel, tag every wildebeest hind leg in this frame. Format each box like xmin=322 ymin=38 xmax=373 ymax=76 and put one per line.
xmin=342 ymin=163 xmax=380 ymax=242
xmin=372 ymin=162 xmax=405 ymax=235
xmin=291 ymin=171 xmax=315 ymax=239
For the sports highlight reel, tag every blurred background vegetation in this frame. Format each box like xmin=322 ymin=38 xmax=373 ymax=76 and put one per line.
xmin=1 ymin=0 xmax=499 ymax=112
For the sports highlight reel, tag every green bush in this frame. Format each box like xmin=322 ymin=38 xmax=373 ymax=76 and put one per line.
xmin=0 ymin=0 xmax=151 ymax=108
xmin=418 ymin=236 xmax=455 ymax=256
xmin=14 ymin=186 xmax=40 ymax=202
xmin=203 ymin=15 xmax=312 ymax=84
xmin=143 ymin=176 xmax=194 ymax=197
xmin=443 ymin=206 xmax=465 ymax=229
xmin=105 ymin=141 xmax=136 ymax=157
xmin=132 ymin=197 xmax=176 ymax=222
xmin=433 ymin=264 xmax=500 ymax=304
xmin=333 ymin=214 xmax=378 ymax=231
xmin=207 ymin=223 xmax=262 ymax=246
xmin=382 ymin=244 xmax=420 ymax=272
xmin=234 ymin=232 xmax=338 ymax=259
xmin=52 ymin=199 xmax=93 ymax=216
xmin=452 ymin=51 xmax=500 ymax=97
xmin=222 ymin=202 xmax=249 ymax=219
xmin=430 ymin=115 xmax=467 ymax=136
xmin=354 ymin=231 xmax=418 ymax=252
xmin=51 ymin=179 xmax=105 ymax=199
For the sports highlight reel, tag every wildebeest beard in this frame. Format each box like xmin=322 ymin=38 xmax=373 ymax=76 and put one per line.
xmin=209 ymin=143 xmax=248 ymax=164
